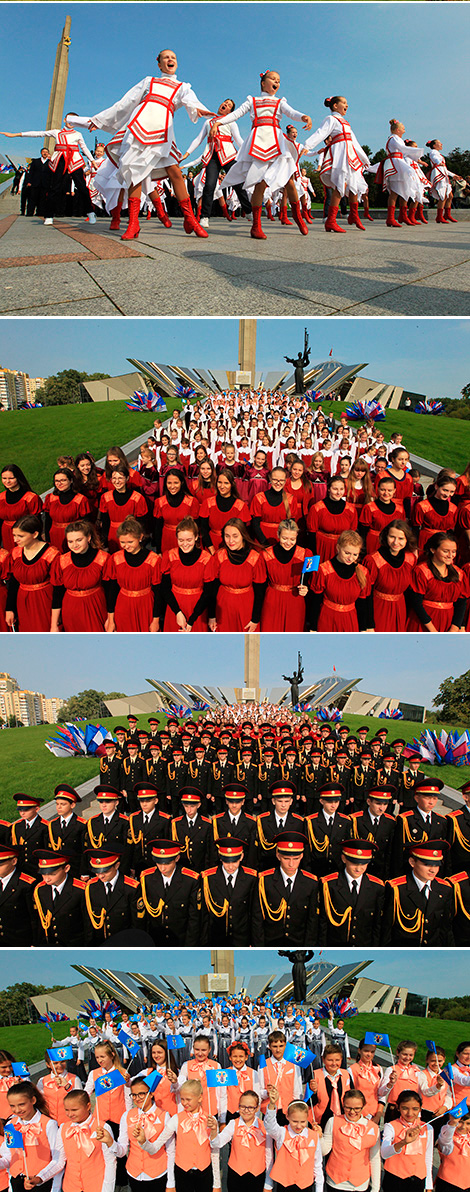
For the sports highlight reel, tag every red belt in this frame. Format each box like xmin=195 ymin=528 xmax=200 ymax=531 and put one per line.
xmin=19 ymin=582 xmax=50 ymax=592
xmin=272 ymin=584 xmax=295 ymax=592
xmin=67 ymin=586 xmax=102 ymax=597
xmin=423 ymin=600 xmax=453 ymax=610
xmin=173 ymin=585 xmax=202 ymax=595
xmin=323 ymin=597 xmax=355 ymax=613
xmin=224 ymin=585 xmax=251 ymax=594
xmin=120 ymin=587 xmax=151 ymax=597
xmin=375 ymin=592 xmax=401 ymax=602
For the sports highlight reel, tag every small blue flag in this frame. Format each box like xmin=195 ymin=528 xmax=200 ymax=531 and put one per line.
xmin=283 ymin=1043 xmax=316 ymax=1069
xmin=441 ymin=1064 xmax=455 ymax=1089
xmin=48 ymin=1046 xmax=73 ymax=1062
xmin=127 ymin=1041 xmax=141 ymax=1058
xmin=12 ymin=1062 xmax=30 ymax=1077
xmin=4 ymin=1125 xmax=24 ymax=1149
xmin=426 ymin=1040 xmax=438 ymax=1053
xmin=364 ymin=1032 xmax=390 ymax=1048
xmin=449 ymin=1098 xmax=468 ymax=1119
xmin=144 ymin=1071 xmax=163 ymax=1093
xmin=302 ymin=556 xmax=320 ymax=575
xmin=303 ymin=1081 xmax=315 ymax=1103
xmin=95 ymin=1070 xmax=126 ymax=1096
xmin=167 ymin=1034 xmax=185 ymax=1050
xmin=118 ymin=1030 xmax=131 ymax=1046
xmin=206 ymin=1068 xmax=239 ymax=1087
xmin=258 ymin=1055 xmax=267 ymax=1070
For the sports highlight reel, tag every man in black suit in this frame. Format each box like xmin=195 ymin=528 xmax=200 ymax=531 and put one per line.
xmin=210 ymin=784 xmax=257 ymax=868
xmin=255 ymin=780 xmax=306 ymax=869
xmin=46 ymin=783 xmax=86 ymax=875
xmin=304 ymin=784 xmax=351 ymax=878
xmin=201 ymin=836 xmax=257 ymax=945
xmin=128 ymin=781 xmax=171 ymax=875
xmin=383 ymin=840 xmax=454 ymax=947
xmin=83 ymin=786 xmax=130 ymax=874
xmin=252 ymin=830 xmax=319 ymax=945
xmin=0 ymin=844 xmax=35 ymax=946
xmin=99 ymin=739 xmax=123 ymax=790
xmin=23 ymin=148 xmax=51 ymax=216
xmin=318 ymin=840 xmax=385 ymax=945
xmin=32 ymin=848 xmax=85 ymax=946
xmin=391 ymin=778 xmax=448 ymax=877
xmin=139 ymin=838 xmax=200 ymax=945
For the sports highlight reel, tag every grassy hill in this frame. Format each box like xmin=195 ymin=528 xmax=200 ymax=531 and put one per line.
xmin=0 ymin=1021 xmax=75 ymax=1065
xmin=345 ymin=1012 xmax=465 ymax=1067
xmin=0 ymin=709 xmax=467 ymax=819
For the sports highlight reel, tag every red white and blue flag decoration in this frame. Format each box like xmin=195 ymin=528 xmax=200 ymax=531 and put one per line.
xmin=294 ymin=702 xmax=312 ymax=712
xmin=379 ymin=708 xmax=404 ymax=720
xmin=163 ymin=704 xmax=192 ymax=719
xmin=23 ymin=402 xmax=43 ymax=409
xmin=312 ymin=995 xmax=358 ymax=1019
xmin=176 ymin=384 xmax=196 ymax=401
xmin=346 ymin=399 xmax=385 ymax=422
xmin=403 ymin=729 xmax=470 ymax=767
xmin=79 ymin=998 xmax=120 ymax=1019
xmin=317 ymin=707 xmax=343 ymax=723
xmin=45 ymin=723 xmax=115 ymax=758
xmin=304 ymin=389 xmax=323 ymax=403
xmin=126 ymin=389 xmax=166 ymax=412
xmin=414 ymin=398 xmax=444 ymax=415
xmin=192 ymin=700 xmax=210 ymax=712
xmin=38 ymin=1012 xmax=70 ymax=1029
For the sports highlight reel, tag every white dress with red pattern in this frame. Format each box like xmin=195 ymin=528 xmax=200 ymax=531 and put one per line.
xmin=219 ymin=95 xmax=305 ymax=191
xmin=304 ymin=113 xmax=370 ymax=198
xmin=383 ymin=135 xmax=425 ymax=201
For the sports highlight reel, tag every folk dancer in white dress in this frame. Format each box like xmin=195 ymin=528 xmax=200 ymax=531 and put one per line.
xmin=404 ymin=140 xmax=430 ymax=224
xmin=303 ymin=96 xmax=370 ymax=233
xmin=300 ymin=167 xmax=316 ymax=223
xmin=74 ymin=49 xmax=214 ymax=240
xmin=284 ymin=126 xmax=314 ymax=224
xmin=0 ymin=114 xmax=96 ymax=225
xmin=211 ymin=69 xmax=312 ymax=240
xmin=383 ymin=119 xmax=425 ymax=227
xmin=426 ymin=139 xmax=462 ymax=224
xmin=181 ymin=100 xmax=250 ymax=228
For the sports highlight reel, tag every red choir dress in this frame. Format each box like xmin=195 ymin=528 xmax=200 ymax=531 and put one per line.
xmin=43 ymin=490 xmax=92 ymax=551
xmin=0 ymin=488 xmax=42 ymax=552
xmin=311 ymin=558 xmax=371 ymax=632
xmin=245 ymin=465 xmax=270 ymax=506
xmin=347 ymin=484 xmax=369 ymax=509
xmin=456 ymin=502 xmax=470 ymax=566
xmin=250 ymin=489 xmax=300 ymax=546
xmin=387 ymin=470 xmax=414 ymax=512
xmin=153 ymin=492 xmax=200 ymax=552
xmin=363 ymin=547 xmax=416 ymax=632
xmin=260 ymin=544 xmax=312 ymax=632
xmin=160 ymin=545 xmax=212 ymax=631
xmin=99 ymin=488 xmax=149 ymax=552
xmin=51 ymin=546 xmax=109 ymax=631
xmin=455 ymin=474 xmax=470 ymax=505
xmin=189 ymin=480 xmax=217 ymax=509
xmin=209 ymin=547 xmax=267 ymax=631
xmin=0 ymin=548 xmax=10 ymax=631
xmin=100 ymin=466 xmax=144 ymax=491
xmin=76 ymin=482 xmax=103 ymax=521
xmin=413 ymin=496 xmax=457 ymax=552
xmin=307 ymin=498 xmax=358 ymax=562
xmin=199 ymin=494 xmax=250 ymax=550
xmin=7 ymin=544 xmax=59 ymax=632
xmin=359 ymin=499 xmax=405 ymax=555
xmin=105 ymin=548 xmax=161 ymax=632
xmin=406 ymin=562 xmax=464 ymax=632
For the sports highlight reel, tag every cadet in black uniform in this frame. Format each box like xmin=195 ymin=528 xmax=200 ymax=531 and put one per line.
xmin=301 ymin=744 xmax=329 ymax=814
xmin=82 ymin=844 xmax=140 ymax=944
xmin=318 ymin=840 xmax=385 ymax=946
xmin=208 ymin=745 xmax=237 ymax=813
xmin=304 ymin=783 xmax=351 ymax=878
xmin=126 ymin=713 xmax=140 ymax=747
xmin=348 ymin=747 xmax=378 ymax=812
xmin=349 ymin=784 xmax=396 ymax=881
xmin=399 ymin=755 xmax=428 ymax=811
xmin=200 ymin=836 xmax=257 ymax=945
xmin=32 ymin=847 xmax=86 ymax=947
xmin=280 ymin=745 xmax=303 ymax=808
xmin=255 ymin=779 xmax=306 ymax=868
xmin=256 ymin=748 xmax=282 ymax=809
xmin=253 ymin=829 xmax=319 ymax=946
xmin=372 ymin=751 xmax=400 ymax=797
xmin=47 ymin=784 xmax=86 ymax=875
xmin=446 ymin=780 xmax=470 ymax=873
xmin=383 ymin=840 xmax=454 ymax=947
xmin=448 ymin=870 xmax=470 ymax=945
xmin=234 ymin=746 xmax=260 ymax=812
xmin=139 ymin=838 xmax=200 ymax=946
xmin=210 ymin=784 xmax=257 ymax=868
xmin=146 ymin=741 xmax=171 ymax=812
xmin=128 ymin=781 xmax=171 ymax=875
xmin=10 ymin=793 xmax=48 ymax=875
xmin=187 ymin=744 xmax=212 ymax=805
xmin=392 ymin=778 xmax=448 ymax=877
xmin=99 ymin=739 xmax=123 ymax=789
xmin=120 ymin=741 xmax=146 ymax=811
xmin=171 ymin=788 xmax=212 ymax=873
xmin=84 ymin=786 xmax=130 ymax=870
xmin=0 ymin=843 xmax=35 ymax=946
xmin=329 ymin=746 xmax=352 ymax=812
xmin=113 ymin=726 xmax=129 ymax=758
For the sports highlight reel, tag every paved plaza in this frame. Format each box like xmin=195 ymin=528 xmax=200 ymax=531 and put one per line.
xmin=1 ymin=191 xmax=469 ymax=317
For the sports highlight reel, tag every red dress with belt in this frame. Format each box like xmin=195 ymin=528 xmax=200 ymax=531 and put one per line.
xmin=250 ymin=490 xmax=300 ymax=545
xmin=199 ymin=495 xmax=250 ymax=550
xmin=359 ymin=499 xmax=405 ymax=554
xmin=0 ymin=489 xmax=42 ymax=551
xmin=51 ymin=548 xmax=109 ymax=631
xmin=154 ymin=493 xmax=200 ymax=552
xmin=161 ymin=546 xmax=212 ymax=631
xmin=104 ymin=548 xmax=161 ymax=631
xmin=43 ymin=491 xmax=92 ymax=551
xmin=99 ymin=489 xmax=149 ymax=552
xmin=406 ymin=562 xmax=463 ymax=631
xmin=210 ymin=548 xmax=267 ymax=631
xmin=9 ymin=544 xmax=59 ymax=631
xmin=0 ymin=548 xmax=10 ymax=631
xmin=307 ymin=499 xmax=358 ymax=562
xmin=413 ymin=497 xmax=457 ymax=552
xmin=261 ymin=545 xmax=312 ymax=631
xmin=312 ymin=558 xmax=371 ymax=632
xmin=363 ymin=548 xmax=416 ymax=632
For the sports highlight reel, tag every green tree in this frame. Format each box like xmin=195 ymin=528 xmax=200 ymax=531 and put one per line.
xmin=35 ymin=370 xmax=110 ymax=407
xmin=461 ymin=383 xmax=470 ymax=401
xmin=58 ymin=689 xmax=126 ymax=720
xmin=432 ymin=670 xmax=470 ymax=722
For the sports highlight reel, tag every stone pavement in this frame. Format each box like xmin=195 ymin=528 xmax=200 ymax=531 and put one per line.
xmin=1 ymin=197 xmax=469 ymax=316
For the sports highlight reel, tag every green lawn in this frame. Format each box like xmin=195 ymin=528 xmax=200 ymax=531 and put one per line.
xmin=346 ymin=1013 xmax=465 ymax=1067
xmin=0 ymin=1022 xmax=75 ymax=1065
xmin=317 ymin=402 xmax=470 ymax=473
xmin=0 ymin=396 xmax=197 ymax=495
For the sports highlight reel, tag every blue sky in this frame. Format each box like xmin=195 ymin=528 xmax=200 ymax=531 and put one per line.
xmin=0 ymin=3 xmax=468 ymax=165
xmin=0 ymin=319 xmax=468 ymax=402
xmin=0 ymin=635 xmax=467 ymax=706
xmin=1 ymin=948 xmax=469 ymax=998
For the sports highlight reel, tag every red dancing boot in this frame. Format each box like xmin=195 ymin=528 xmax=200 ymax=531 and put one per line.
xmin=197 ymin=200 xmax=202 ymax=220
xmin=408 ymin=204 xmax=419 ymax=226
xmin=290 ymin=200 xmax=309 ymax=235
xmin=386 ymin=203 xmax=401 ymax=228
xmin=363 ymin=196 xmax=374 ymax=221
xmin=399 ymin=202 xmax=413 ymax=226
xmin=302 ymin=202 xmax=313 ymax=224
xmin=397 ymin=205 xmax=404 ymax=223
xmin=121 ymin=196 xmax=141 ymax=240
xmin=109 ymin=200 xmax=122 ymax=231
xmin=151 ymin=192 xmax=172 ymax=228
xmin=325 ymin=203 xmax=346 ymax=233
xmin=179 ymin=197 xmax=208 ymax=238
xmin=436 ymin=209 xmax=446 ymax=223
xmin=280 ymin=204 xmax=293 ymax=225
xmin=251 ymin=205 xmax=267 ymax=240
xmin=348 ymin=198 xmax=366 ymax=230
xmin=445 ymin=206 xmax=458 ymax=223
xmin=219 ymin=200 xmax=232 ymax=222
xmin=146 ymin=208 xmax=152 ymax=220
xmin=266 ymin=201 xmax=275 ymax=221
xmin=417 ymin=203 xmax=428 ymax=224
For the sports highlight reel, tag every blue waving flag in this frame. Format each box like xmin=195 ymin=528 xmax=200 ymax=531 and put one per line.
xmin=48 ymin=1046 xmax=73 ymax=1062
xmin=127 ymin=1041 xmax=142 ymax=1058
xmin=283 ymin=1043 xmax=316 ymax=1069
xmin=167 ymin=1034 xmax=185 ymax=1050
xmin=95 ymin=1070 xmax=126 ymax=1096
xmin=206 ymin=1068 xmax=239 ymax=1087
xmin=258 ymin=1054 xmax=267 ymax=1069
xmin=440 ymin=1064 xmax=455 ymax=1089
xmin=11 ymin=1062 xmax=30 ymax=1077
xmin=144 ymin=1071 xmax=163 ymax=1093
xmin=449 ymin=1098 xmax=468 ymax=1119
xmin=425 ymin=1040 xmax=438 ymax=1053
xmin=364 ymin=1032 xmax=390 ymax=1048
xmin=302 ymin=556 xmax=320 ymax=575
xmin=4 ymin=1125 xmax=24 ymax=1149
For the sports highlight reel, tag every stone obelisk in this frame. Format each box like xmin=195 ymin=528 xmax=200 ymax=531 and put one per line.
xmin=244 ymin=635 xmax=260 ymax=699
xmin=44 ymin=16 xmax=72 ymax=153
xmin=238 ymin=319 xmax=257 ymax=382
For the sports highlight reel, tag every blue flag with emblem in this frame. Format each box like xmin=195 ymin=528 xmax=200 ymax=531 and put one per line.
xmin=206 ymin=1068 xmax=239 ymax=1087
xmin=12 ymin=1062 xmax=30 ymax=1077
xmin=4 ymin=1125 xmax=24 ymax=1149
xmin=144 ymin=1071 xmax=163 ymax=1093
xmin=426 ymin=1040 xmax=438 ymax=1053
xmin=302 ymin=556 xmax=320 ymax=575
xmin=449 ymin=1098 xmax=468 ymax=1119
xmin=258 ymin=1054 xmax=267 ymax=1069
xmin=95 ymin=1070 xmax=126 ymax=1096
xmin=440 ymin=1064 xmax=454 ymax=1089
xmin=48 ymin=1046 xmax=73 ymax=1062
xmin=167 ymin=1034 xmax=185 ymax=1050
xmin=364 ymin=1032 xmax=390 ymax=1048
xmin=283 ymin=1043 xmax=316 ymax=1069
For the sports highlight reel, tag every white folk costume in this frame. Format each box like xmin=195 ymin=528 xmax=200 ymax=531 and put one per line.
xmin=383 ymin=135 xmax=424 ymax=200
xmin=428 ymin=149 xmax=455 ymax=202
xmin=184 ymin=117 xmax=243 ymax=170
xmin=17 ymin=127 xmax=95 ymax=173
xmin=219 ymin=95 xmax=305 ymax=192
xmin=304 ymin=114 xmax=370 ymax=198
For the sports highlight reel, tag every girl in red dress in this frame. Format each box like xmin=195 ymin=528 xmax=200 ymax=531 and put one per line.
xmin=455 ymin=463 xmax=470 ymax=505
xmin=98 ymin=465 xmax=149 ymax=552
xmin=0 ymin=548 xmax=10 ymax=631
xmin=413 ymin=470 xmax=458 ymax=552
xmin=154 ymin=469 xmax=199 ymax=553
xmin=199 ymin=469 xmax=250 ymax=551
xmin=161 ymin=516 xmax=212 ymax=632
xmin=406 ymin=531 xmax=465 ymax=632
xmin=311 ymin=529 xmax=371 ymax=632
xmin=309 ymin=453 xmax=328 ymax=503
xmin=387 ymin=449 xmax=414 ymax=517
xmin=345 ymin=458 xmax=374 ymax=508
xmin=457 ymin=498 xmax=470 ymax=567
xmin=51 ymin=520 xmax=110 ymax=632
xmin=104 ymin=515 xmax=160 ymax=633
xmin=285 ymin=458 xmax=313 ymax=538
xmin=363 ymin=520 xmax=417 ymax=632
xmin=5 ymin=515 xmax=58 ymax=632
xmin=74 ymin=451 xmax=105 ymax=518
xmin=102 ymin=446 xmax=144 ymax=492
xmin=307 ymin=475 xmax=358 ymax=562
xmin=0 ymin=465 xmax=42 ymax=552
xmin=208 ymin=519 xmax=267 ymax=632
xmin=188 ymin=444 xmax=211 ymax=480
xmin=43 ymin=468 xmax=92 ymax=551
xmin=359 ymin=475 xmax=405 ymax=554
xmin=190 ymin=459 xmax=217 ymax=507
xmin=245 ymin=452 xmax=270 ymax=505
xmin=260 ymin=518 xmax=312 ymax=632
xmin=250 ymin=467 xmax=299 ymax=546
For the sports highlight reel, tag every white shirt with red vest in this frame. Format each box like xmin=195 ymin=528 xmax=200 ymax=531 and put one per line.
xmin=116 ymin=1104 xmax=175 ymax=1184
xmin=321 ymin=1114 xmax=381 ymax=1192
xmin=211 ymin=1113 xmax=272 ymax=1177
xmin=19 ymin=128 xmax=95 ymax=172
xmin=0 ymin=1109 xmax=62 ymax=1190
xmin=55 ymin=1113 xmax=117 ymax=1192
xmin=381 ymin=1118 xmax=433 ymax=1184
xmin=184 ymin=117 xmax=244 ymax=169
xmin=265 ymin=1108 xmax=324 ymax=1192
xmin=304 ymin=114 xmax=370 ymax=199
xmin=216 ymin=95 xmax=306 ymax=192
xmin=75 ymin=74 xmax=210 ymax=188
xmin=437 ymin=1121 xmax=470 ymax=1189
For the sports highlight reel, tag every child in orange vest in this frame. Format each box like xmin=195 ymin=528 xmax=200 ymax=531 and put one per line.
xmin=436 ymin=1110 xmax=470 ymax=1192
xmin=264 ymin=1083 xmax=323 ymax=1192
xmin=0 ymin=1079 xmax=62 ymax=1191
xmin=321 ymin=1089 xmax=381 ymax=1192
xmin=259 ymin=1031 xmax=303 ymax=1124
xmin=56 ymin=1087 xmax=116 ymax=1192
xmin=84 ymin=1040 xmax=131 ymax=1186
xmin=220 ymin=1042 xmax=262 ymax=1124
xmin=307 ymin=1044 xmax=351 ymax=1130
xmin=135 ymin=1038 xmax=178 ymax=1118
xmin=419 ymin=1048 xmax=451 ymax=1129
xmin=116 ymin=1076 xmax=176 ymax=1192
xmin=349 ymin=1039 xmax=384 ymax=1123
xmin=37 ymin=1052 xmax=83 ymax=1125
xmin=209 ymin=1089 xmax=270 ymax=1192
xmin=378 ymin=1040 xmax=421 ymax=1122
xmin=153 ymin=1079 xmax=215 ymax=1192
xmin=0 ymin=1049 xmax=22 ymax=1120
xmin=381 ymin=1090 xmax=433 ymax=1192
xmin=173 ymin=1036 xmax=223 ymax=1118
xmin=449 ymin=1042 xmax=470 ymax=1106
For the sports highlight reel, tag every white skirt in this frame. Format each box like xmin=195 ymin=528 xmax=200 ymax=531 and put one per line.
xmin=321 ymin=163 xmax=367 ymax=199
xmin=227 ymin=130 xmax=296 ymax=193
xmin=384 ymin=158 xmax=419 ymax=201
xmin=116 ymin=130 xmax=181 ymax=189
xmin=429 ymin=170 xmax=452 ymax=202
